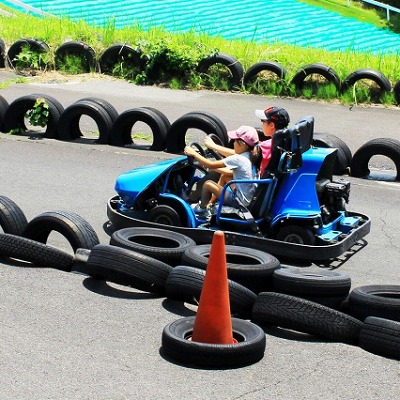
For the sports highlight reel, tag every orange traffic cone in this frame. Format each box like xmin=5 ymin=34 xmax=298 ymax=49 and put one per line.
xmin=191 ymin=231 xmax=235 ymax=344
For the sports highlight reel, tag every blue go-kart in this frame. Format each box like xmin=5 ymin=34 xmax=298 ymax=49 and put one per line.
xmin=107 ymin=116 xmax=371 ymax=262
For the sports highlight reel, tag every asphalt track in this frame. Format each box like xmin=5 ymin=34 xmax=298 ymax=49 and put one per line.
xmin=1 ymin=72 xmax=400 ymax=400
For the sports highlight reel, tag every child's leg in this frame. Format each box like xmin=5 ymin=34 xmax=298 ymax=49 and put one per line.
xmin=201 ymin=180 xmax=224 ymax=208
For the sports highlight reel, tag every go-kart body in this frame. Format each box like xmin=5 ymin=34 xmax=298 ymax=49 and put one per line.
xmin=107 ymin=117 xmax=370 ymax=262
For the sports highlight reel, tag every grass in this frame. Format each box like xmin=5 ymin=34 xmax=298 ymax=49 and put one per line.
xmin=0 ymin=2 xmax=399 ymax=106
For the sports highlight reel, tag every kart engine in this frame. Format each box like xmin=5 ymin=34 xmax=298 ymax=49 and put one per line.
xmin=317 ymin=179 xmax=350 ymax=223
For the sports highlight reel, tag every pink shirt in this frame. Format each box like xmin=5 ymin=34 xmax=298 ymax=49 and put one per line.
xmin=259 ymin=139 xmax=272 ymax=176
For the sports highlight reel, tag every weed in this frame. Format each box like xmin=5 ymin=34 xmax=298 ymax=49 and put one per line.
xmin=25 ymin=98 xmax=49 ymax=127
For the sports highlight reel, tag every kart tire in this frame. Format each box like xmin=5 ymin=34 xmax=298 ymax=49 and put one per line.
xmin=55 ymin=41 xmax=96 ymax=72
xmin=291 ymin=63 xmax=340 ymax=92
xmin=275 ymin=225 xmax=316 ymax=245
xmin=341 ymin=68 xmax=391 ymax=95
xmin=0 ymin=38 xmax=5 ymax=68
xmin=57 ymin=99 xmax=114 ymax=143
xmin=393 ymin=80 xmax=400 ymax=105
xmin=98 ymin=44 xmax=143 ymax=76
xmin=243 ymin=61 xmax=287 ymax=88
xmin=272 ymin=267 xmax=351 ymax=297
xmin=165 ymin=265 xmax=257 ymax=317
xmin=3 ymin=94 xmax=63 ymax=138
xmin=80 ymin=244 xmax=173 ymax=295
xmin=109 ymin=107 xmax=168 ymax=150
xmin=77 ymin=97 xmax=119 ymax=122
xmin=6 ymin=38 xmax=49 ymax=68
xmin=148 ymin=205 xmax=184 ymax=227
xmin=348 ymin=285 xmax=400 ymax=322
xmin=162 ymin=316 xmax=266 ymax=369
xmin=23 ymin=210 xmax=99 ymax=252
xmin=166 ymin=113 xmax=228 ymax=153
xmin=359 ymin=316 xmax=400 ymax=360
xmin=0 ymin=95 xmax=9 ymax=133
xmin=0 ymin=195 xmax=28 ymax=235
xmin=0 ymin=233 xmax=74 ymax=271
xmin=350 ymin=138 xmax=400 ymax=181
xmin=110 ymin=227 xmax=196 ymax=265
xmin=196 ymin=52 xmax=244 ymax=90
xmin=252 ymin=292 xmax=362 ymax=344
xmin=181 ymin=244 xmax=281 ymax=293
xmin=312 ymin=132 xmax=352 ymax=175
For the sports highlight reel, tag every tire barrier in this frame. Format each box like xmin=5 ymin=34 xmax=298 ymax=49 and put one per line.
xmin=0 ymin=195 xmax=28 ymax=236
xmin=6 ymin=38 xmax=49 ymax=69
xmin=393 ymin=79 xmax=400 ymax=105
xmin=291 ymin=63 xmax=341 ymax=92
xmin=0 ymin=94 xmax=8 ymax=133
xmin=196 ymin=52 xmax=244 ymax=90
xmin=243 ymin=61 xmax=287 ymax=90
xmin=55 ymin=41 xmax=96 ymax=73
xmin=109 ymin=107 xmax=169 ymax=150
xmin=0 ymin=38 xmax=5 ymax=68
xmin=350 ymin=137 xmax=400 ymax=181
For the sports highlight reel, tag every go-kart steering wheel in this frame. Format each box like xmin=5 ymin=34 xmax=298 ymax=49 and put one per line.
xmin=187 ymin=141 xmax=208 ymax=171
xmin=206 ymin=133 xmax=224 ymax=160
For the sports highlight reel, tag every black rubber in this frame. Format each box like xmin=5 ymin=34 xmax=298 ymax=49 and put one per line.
xmin=165 ymin=265 xmax=257 ymax=317
xmin=161 ymin=316 xmax=266 ymax=369
xmin=312 ymin=132 xmax=352 ymax=175
xmin=341 ymin=68 xmax=392 ymax=95
xmin=0 ymin=38 xmax=5 ymax=68
xmin=3 ymin=94 xmax=63 ymax=138
xmin=0 ymin=195 xmax=28 ymax=235
xmin=79 ymin=244 xmax=173 ymax=295
xmin=166 ymin=113 xmax=229 ymax=153
xmin=196 ymin=52 xmax=244 ymax=89
xmin=350 ymin=137 xmax=400 ymax=181
xmin=252 ymin=291 xmax=362 ymax=344
xmin=77 ymin=97 xmax=119 ymax=122
xmin=148 ymin=204 xmax=184 ymax=227
xmin=272 ymin=267 xmax=351 ymax=297
xmin=6 ymin=38 xmax=49 ymax=69
xmin=110 ymin=227 xmax=196 ymax=265
xmin=109 ymin=107 xmax=169 ymax=150
xmin=348 ymin=285 xmax=400 ymax=322
xmin=0 ymin=94 xmax=9 ymax=133
xmin=291 ymin=63 xmax=340 ymax=92
xmin=23 ymin=210 xmax=99 ymax=252
xmin=55 ymin=41 xmax=96 ymax=72
xmin=57 ymin=99 xmax=114 ymax=143
xmin=393 ymin=79 xmax=400 ymax=105
xmin=359 ymin=316 xmax=400 ymax=360
xmin=0 ymin=233 xmax=74 ymax=271
xmin=184 ymin=111 xmax=228 ymax=144
xmin=181 ymin=244 xmax=281 ymax=294
xmin=243 ymin=61 xmax=287 ymax=87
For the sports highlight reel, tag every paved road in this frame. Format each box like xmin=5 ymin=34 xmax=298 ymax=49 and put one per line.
xmin=1 ymin=73 xmax=400 ymax=400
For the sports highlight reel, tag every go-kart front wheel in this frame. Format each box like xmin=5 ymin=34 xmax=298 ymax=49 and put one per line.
xmin=276 ymin=225 xmax=316 ymax=245
xmin=148 ymin=205 xmax=183 ymax=227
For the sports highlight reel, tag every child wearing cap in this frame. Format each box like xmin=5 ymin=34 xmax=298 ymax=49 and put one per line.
xmin=184 ymin=125 xmax=259 ymax=219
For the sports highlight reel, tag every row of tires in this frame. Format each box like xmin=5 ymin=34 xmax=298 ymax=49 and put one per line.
xmin=1 ymin=38 xmax=399 ymax=104
xmin=0 ymin=194 xmax=399 ymax=367
xmin=1 ymin=92 xmax=400 ymax=180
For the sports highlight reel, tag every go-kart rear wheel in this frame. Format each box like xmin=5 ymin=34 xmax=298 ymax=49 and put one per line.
xmin=148 ymin=205 xmax=183 ymax=227
xmin=276 ymin=225 xmax=316 ymax=245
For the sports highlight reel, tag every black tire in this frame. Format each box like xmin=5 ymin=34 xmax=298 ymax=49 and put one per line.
xmin=166 ymin=113 xmax=228 ymax=153
xmin=109 ymin=107 xmax=168 ymax=150
xmin=181 ymin=244 xmax=281 ymax=294
xmin=350 ymin=138 xmax=400 ymax=181
xmin=359 ymin=316 xmax=400 ymax=360
xmin=0 ymin=94 xmax=9 ymax=133
xmin=161 ymin=316 xmax=266 ymax=369
xmin=0 ymin=195 xmax=28 ymax=235
xmin=252 ymin=292 xmax=362 ymax=344
xmin=0 ymin=233 xmax=74 ymax=271
xmin=291 ymin=63 xmax=340 ymax=92
xmin=243 ymin=61 xmax=287 ymax=87
xmin=110 ymin=227 xmax=196 ymax=265
xmin=165 ymin=265 xmax=257 ymax=317
xmin=80 ymin=244 xmax=173 ymax=295
xmin=275 ymin=225 xmax=316 ymax=245
xmin=141 ymin=107 xmax=171 ymax=131
xmin=313 ymin=132 xmax=352 ymax=175
xmin=272 ymin=267 xmax=351 ymax=297
xmin=341 ymin=69 xmax=391 ymax=95
xmin=394 ymin=80 xmax=400 ymax=105
xmin=57 ymin=99 xmax=114 ymax=143
xmin=98 ymin=43 xmax=144 ymax=78
xmin=185 ymin=111 xmax=228 ymax=143
xmin=3 ymin=94 xmax=63 ymax=138
xmin=23 ymin=210 xmax=99 ymax=252
xmin=6 ymin=38 xmax=49 ymax=69
xmin=77 ymin=97 xmax=119 ymax=122
xmin=348 ymin=285 xmax=400 ymax=322
xmin=55 ymin=41 xmax=96 ymax=72
xmin=148 ymin=205 xmax=183 ymax=227
xmin=196 ymin=52 xmax=244 ymax=89
xmin=0 ymin=38 xmax=5 ymax=68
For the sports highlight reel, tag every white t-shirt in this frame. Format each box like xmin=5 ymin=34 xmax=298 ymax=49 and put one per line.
xmin=223 ymin=152 xmax=257 ymax=206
